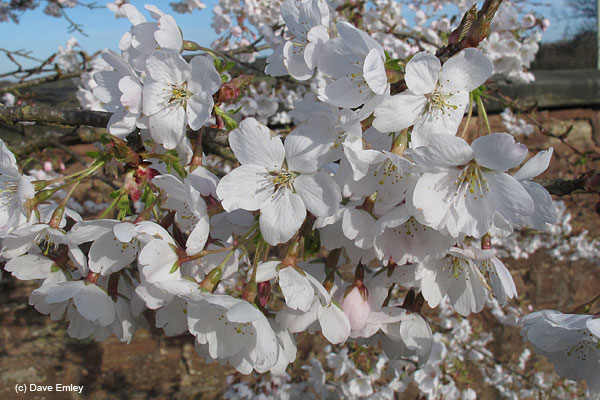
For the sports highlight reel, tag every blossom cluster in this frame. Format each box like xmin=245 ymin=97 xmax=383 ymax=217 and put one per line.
xmin=1 ymin=1 xmax=598 ymax=398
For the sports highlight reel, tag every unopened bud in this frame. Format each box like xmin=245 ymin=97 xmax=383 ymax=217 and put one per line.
xmin=258 ymin=280 xmax=271 ymax=307
xmin=242 ymin=281 xmax=258 ymax=303
xmin=341 ymin=285 xmax=371 ymax=333
xmin=49 ymin=205 xmax=65 ymax=229
xmin=282 ymin=241 xmax=301 ymax=268
xmin=199 ymin=266 xmax=222 ymax=292
xmin=218 ymin=75 xmax=254 ymax=102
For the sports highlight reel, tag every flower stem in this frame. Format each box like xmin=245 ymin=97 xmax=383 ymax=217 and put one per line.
xmin=476 ymin=94 xmax=491 ymax=135
xmin=459 ymin=91 xmax=474 ymax=139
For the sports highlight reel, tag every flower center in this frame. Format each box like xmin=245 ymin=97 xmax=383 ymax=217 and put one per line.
xmin=454 ymin=163 xmax=489 ymax=200
xmin=427 ymin=89 xmax=457 ymax=112
xmin=36 ymin=231 xmax=59 ymax=256
xmin=169 ymin=83 xmax=192 ymax=107
xmin=270 ymin=171 xmax=293 ymax=191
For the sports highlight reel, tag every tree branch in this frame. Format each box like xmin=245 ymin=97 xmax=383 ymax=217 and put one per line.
xmin=0 ymin=105 xmax=230 ymax=156
xmin=538 ymin=170 xmax=600 ymax=197
xmin=0 ymin=71 xmax=82 ymax=93
xmin=2 ymin=105 xmax=599 ymax=194
xmin=0 ymin=105 xmax=110 ymax=127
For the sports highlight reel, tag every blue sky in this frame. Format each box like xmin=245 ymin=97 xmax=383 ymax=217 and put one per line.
xmin=0 ymin=0 xmax=572 ymax=77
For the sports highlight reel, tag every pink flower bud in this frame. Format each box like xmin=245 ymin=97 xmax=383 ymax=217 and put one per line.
xmin=341 ymin=286 xmax=371 ymax=333
xmin=541 ymin=19 xmax=550 ymax=31
xmin=231 ymin=26 xmax=242 ymax=37
xmin=43 ymin=160 xmax=52 ymax=172
xmin=521 ymin=14 xmax=536 ymax=29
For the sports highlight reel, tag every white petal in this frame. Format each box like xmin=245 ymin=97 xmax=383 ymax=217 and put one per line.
xmin=5 ymin=254 xmax=54 ymax=280
xmin=255 ymin=260 xmax=280 ymax=282
xmin=472 ymin=132 xmax=527 ymax=171
xmin=145 ymin=49 xmax=189 ymax=85
xmin=439 ymin=48 xmax=493 ymax=92
xmin=514 ymin=148 xmax=553 ymax=180
xmin=283 ymin=41 xmax=314 ymax=81
xmin=412 ymin=171 xmax=455 ymax=220
xmin=405 ymin=52 xmax=441 ymax=95
xmin=216 ymin=164 xmax=273 ymax=211
xmin=372 ymin=92 xmax=426 ymax=133
xmin=279 ymin=267 xmax=315 ymax=312
xmin=260 ymin=189 xmax=306 ymax=245
xmin=187 ymin=91 xmax=213 ymax=130
xmin=152 ymin=174 xmax=187 ymax=201
xmin=74 ymin=284 xmax=116 ymax=326
xmin=319 ymin=76 xmax=371 ymax=109
xmin=265 ymin=43 xmax=288 ymax=77
xmin=155 ymin=14 xmax=183 ymax=51
xmin=285 ymin=115 xmax=336 ymax=173
xmin=486 ymin=170 xmax=535 ymax=223
xmin=229 ymin=118 xmax=285 ymax=169
xmin=142 ymin=80 xmax=171 ymax=115
xmin=186 ymin=215 xmax=210 ymax=255
xmin=304 ymin=25 xmax=329 ymax=69
xmin=69 ymin=219 xmax=117 ymax=244
xmin=138 ymin=239 xmax=178 ymax=283
xmin=519 ymin=181 xmax=557 ymax=229
xmin=294 ymin=172 xmax=340 ymax=217
xmin=148 ymin=105 xmax=186 ymax=150
xmin=489 ymin=257 xmax=517 ymax=305
xmin=45 ymin=280 xmax=85 ymax=303
xmin=318 ymin=302 xmax=350 ymax=344
xmin=89 ymin=231 xmax=138 ymax=274
xmin=363 ymin=49 xmax=387 ymax=95
xmin=412 ymin=134 xmax=473 ymax=169
xmin=336 ymin=21 xmax=383 ymax=58
xmin=189 ymin=55 xmax=221 ymax=95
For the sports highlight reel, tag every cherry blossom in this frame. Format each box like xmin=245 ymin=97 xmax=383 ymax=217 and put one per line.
xmin=373 ymin=48 xmax=493 ymax=147
xmin=143 ymin=50 xmax=221 ymax=149
xmin=216 ymin=118 xmax=341 ymax=245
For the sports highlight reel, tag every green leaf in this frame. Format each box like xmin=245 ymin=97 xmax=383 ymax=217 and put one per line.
xmin=171 ymin=160 xmax=188 ymax=178
xmin=215 ymin=106 xmax=239 ymax=131
xmin=224 ymin=61 xmax=236 ymax=72
xmin=117 ymin=195 xmax=132 ymax=220
xmin=303 ymin=230 xmax=321 ymax=260
xmin=213 ymin=56 xmax=222 ymax=71
xmin=169 ymin=261 xmax=180 ymax=274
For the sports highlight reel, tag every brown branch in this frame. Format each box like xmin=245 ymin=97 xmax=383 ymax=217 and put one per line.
xmin=2 ymin=105 xmax=599 ymax=195
xmin=0 ymin=71 xmax=83 ymax=93
xmin=0 ymin=106 xmax=110 ymax=127
xmin=436 ymin=0 xmax=504 ymax=63
xmin=538 ymin=170 xmax=600 ymax=197
xmin=0 ymin=105 xmax=231 ymax=157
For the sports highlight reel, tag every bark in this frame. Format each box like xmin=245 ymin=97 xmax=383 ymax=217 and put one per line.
xmin=1 ymin=105 xmax=599 ymax=196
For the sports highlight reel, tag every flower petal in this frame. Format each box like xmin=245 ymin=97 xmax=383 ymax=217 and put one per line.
xmin=439 ymin=48 xmax=493 ymax=92
xmin=229 ymin=118 xmax=285 ymax=169
xmin=513 ymin=148 xmax=553 ymax=180
xmin=372 ymin=92 xmax=426 ymax=133
xmin=405 ymin=52 xmax=441 ymax=95
xmin=216 ymin=164 xmax=273 ymax=212
xmin=294 ymin=172 xmax=340 ymax=217
xmin=260 ymin=189 xmax=306 ymax=245
xmin=472 ymin=132 xmax=527 ymax=171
